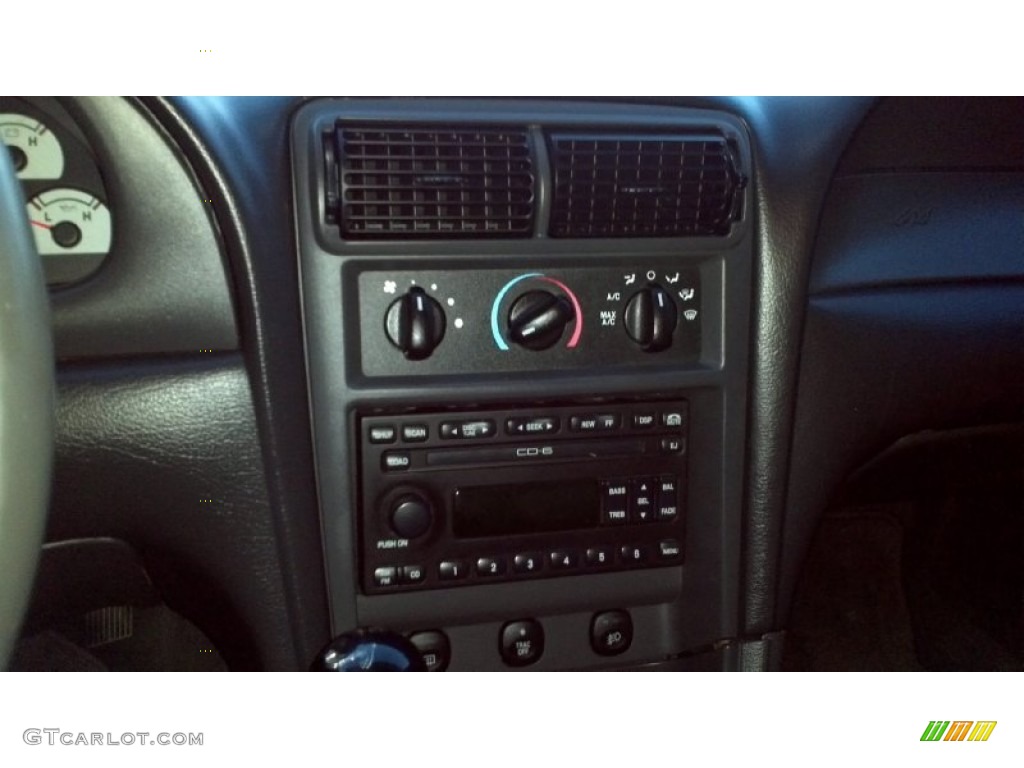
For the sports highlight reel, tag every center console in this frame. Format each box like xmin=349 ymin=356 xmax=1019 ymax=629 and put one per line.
xmin=292 ymin=99 xmax=753 ymax=670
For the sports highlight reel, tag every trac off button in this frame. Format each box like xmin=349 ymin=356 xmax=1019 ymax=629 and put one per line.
xmin=500 ymin=619 xmax=544 ymax=667
xmin=591 ymin=610 xmax=633 ymax=657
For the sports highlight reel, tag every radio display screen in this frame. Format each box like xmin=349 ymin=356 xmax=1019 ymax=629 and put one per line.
xmin=453 ymin=480 xmax=600 ymax=538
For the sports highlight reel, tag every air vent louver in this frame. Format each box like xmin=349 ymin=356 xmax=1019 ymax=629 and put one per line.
xmin=548 ymin=133 xmax=744 ymax=238
xmin=333 ymin=125 xmax=535 ymax=239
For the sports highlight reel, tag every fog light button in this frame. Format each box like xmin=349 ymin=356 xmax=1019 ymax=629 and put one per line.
xmin=591 ymin=610 xmax=633 ymax=656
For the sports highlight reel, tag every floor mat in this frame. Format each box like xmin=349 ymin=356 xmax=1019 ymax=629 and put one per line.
xmin=11 ymin=630 xmax=109 ymax=672
xmin=12 ymin=605 xmax=227 ymax=672
xmin=783 ymin=505 xmax=922 ymax=671
xmin=902 ymin=493 xmax=1022 ymax=670
xmin=784 ymin=426 xmax=1023 ymax=671
xmin=13 ymin=538 xmax=228 ymax=672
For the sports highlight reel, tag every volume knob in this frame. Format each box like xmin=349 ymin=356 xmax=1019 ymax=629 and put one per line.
xmin=389 ymin=494 xmax=434 ymax=540
xmin=385 ymin=287 xmax=446 ymax=360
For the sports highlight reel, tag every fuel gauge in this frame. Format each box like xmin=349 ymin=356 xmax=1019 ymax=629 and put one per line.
xmin=27 ymin=188 xmax=112 ymax=285
xmin=1 ymin=113 xmax=65 ymax=180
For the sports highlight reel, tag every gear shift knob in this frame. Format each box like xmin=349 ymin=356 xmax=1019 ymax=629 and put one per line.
xmin=311 ymin=628 xmax=426 ymax=671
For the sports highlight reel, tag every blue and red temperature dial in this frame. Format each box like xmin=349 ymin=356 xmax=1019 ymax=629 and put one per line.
xmin=490 ymin=273 xmax=583 ymax=351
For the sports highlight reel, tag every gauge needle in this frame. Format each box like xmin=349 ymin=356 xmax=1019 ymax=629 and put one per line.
xmin=31 ymin=220 xmax=53 ymax=230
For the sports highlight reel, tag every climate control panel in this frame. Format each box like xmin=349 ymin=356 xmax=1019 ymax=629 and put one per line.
xmin=356 ymin=264 xmax=703 ymax=377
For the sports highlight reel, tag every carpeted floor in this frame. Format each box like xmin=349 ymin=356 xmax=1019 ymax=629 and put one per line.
xmin=11 ymin=539 xmax=227 ymax=672
xmin=12 ymin=605 xmax=227 ymax=672
xmin=784 ymin=426 xmax=1023 ymax=671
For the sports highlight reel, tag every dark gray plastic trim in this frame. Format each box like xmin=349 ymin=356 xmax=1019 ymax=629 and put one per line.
xmin=811 ymin=172 xmax=1024 ymax=293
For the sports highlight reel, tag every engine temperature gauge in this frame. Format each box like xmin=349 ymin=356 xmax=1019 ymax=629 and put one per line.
xmin=1 ymin=113 xmax=65 ymax=180
xmin=27 ymin=188 xmax=112 ymax=285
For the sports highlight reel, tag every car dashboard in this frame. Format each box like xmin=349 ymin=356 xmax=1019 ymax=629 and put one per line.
xmin=6 ymin=96 xmax=1022 ymax=672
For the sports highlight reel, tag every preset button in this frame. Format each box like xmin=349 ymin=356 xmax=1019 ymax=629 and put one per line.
xmin=476 ymin=556 xmax=508 ymax=577
xmin=620 ymin=545 xmax=648 ymax=564
xmin=513 ymin=553 xmax=543 ymax=574
xmin=439 ymin=560 xmax=469 ymax=581
xmin=549 ymin=550 xmax=579 ymax=570
xmin=586 ymin=546 xmax=614 ymax=567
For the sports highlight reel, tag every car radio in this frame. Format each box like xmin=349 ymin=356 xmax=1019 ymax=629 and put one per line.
xmin=358 ymin=399 xmax=688 ymax=595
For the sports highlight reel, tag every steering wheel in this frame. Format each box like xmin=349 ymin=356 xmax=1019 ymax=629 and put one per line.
xmin=0 ymin=142 xmax=54 ymax=668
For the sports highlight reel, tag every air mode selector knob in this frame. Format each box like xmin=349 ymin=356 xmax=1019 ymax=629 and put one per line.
xmin=624 ymin=283 xmax=677 ymax=352
xmin=507 ymin=290 xmax=575 ymax=351
xmin=389 ymin=494 xmax=434 ymax=540
xmin=385 ymin=287 xmax=446 ymax=360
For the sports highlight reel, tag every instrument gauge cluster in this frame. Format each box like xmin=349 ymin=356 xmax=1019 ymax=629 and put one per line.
xmin=1 ymin=98 xmax=112 ymax=287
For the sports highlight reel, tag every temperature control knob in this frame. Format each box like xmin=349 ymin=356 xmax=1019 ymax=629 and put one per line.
xmin=507 ymin=290 xmax=575 ymax=351
xmin=624 ymin=283 xmax=677 ymax=352
xmin=385 ymin=287 xmax=446 ymax=360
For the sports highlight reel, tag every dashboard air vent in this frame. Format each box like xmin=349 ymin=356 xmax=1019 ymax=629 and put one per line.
xmin=547 ymin=133 xmax=745 ymax=237
xmin=332 ymin=125 xmax=535 ymax=239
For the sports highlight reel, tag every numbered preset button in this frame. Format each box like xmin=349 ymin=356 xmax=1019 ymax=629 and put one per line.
xmin=476 ymin=556 xmax=508 ymax=577
xmin=620 ymin=545 xmax=648 ymax=564
xmin=513 ymin=552 xmax=543 ymax=574
xmin=585 ymin=546 xmax=614 ymax=567
xmin=439 ymin=560 xmax=469 ymax=581
xmin=548 ymin=550 xmax=579 ymax=571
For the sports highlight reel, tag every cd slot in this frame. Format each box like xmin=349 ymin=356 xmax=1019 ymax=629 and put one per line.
xmin=426 ymin=437 xmax=649 ymax=470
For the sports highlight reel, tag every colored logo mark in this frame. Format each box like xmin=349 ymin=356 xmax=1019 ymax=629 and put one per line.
xmin=920 ymin=721 xmax=997 ymax=742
